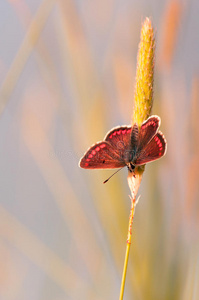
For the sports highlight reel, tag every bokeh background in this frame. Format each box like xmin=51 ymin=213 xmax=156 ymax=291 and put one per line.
xmin=0 ymin=0 xmax=199 ymax=299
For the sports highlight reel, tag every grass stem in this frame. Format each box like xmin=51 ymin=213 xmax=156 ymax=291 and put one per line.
xmin=119 ymin=197 xmax=136 ymax=300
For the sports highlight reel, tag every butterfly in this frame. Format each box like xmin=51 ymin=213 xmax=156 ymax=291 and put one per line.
xmin=79 ymin=115 xmax=167 ymax=173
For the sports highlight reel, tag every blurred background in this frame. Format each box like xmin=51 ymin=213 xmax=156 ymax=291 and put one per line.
xmin=0 ymin=0 xmax=199 ymax=299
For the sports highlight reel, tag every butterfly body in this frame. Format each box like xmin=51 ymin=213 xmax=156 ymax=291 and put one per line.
xmin=79 ymin=115 xmax=167 ymax=171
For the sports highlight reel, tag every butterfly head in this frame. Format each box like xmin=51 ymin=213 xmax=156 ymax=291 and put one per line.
xmin=127 ymin=163 xmax=135 ymax=173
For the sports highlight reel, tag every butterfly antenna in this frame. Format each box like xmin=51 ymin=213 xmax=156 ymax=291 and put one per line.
xmin=103 ymin=167 xmax=124 ymax=184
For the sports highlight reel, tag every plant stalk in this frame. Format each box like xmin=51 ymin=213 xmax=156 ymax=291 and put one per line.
xmin=119 ymin=197 xmax=136 ymax=300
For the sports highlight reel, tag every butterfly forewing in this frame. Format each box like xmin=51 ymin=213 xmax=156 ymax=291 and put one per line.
xmin=137 ymin=116 xmax=160 ymax=152
xmin=134 ymin=131 xmax=167 ymax=165
xmin=79 ymin=141 xmax=126 ymax=169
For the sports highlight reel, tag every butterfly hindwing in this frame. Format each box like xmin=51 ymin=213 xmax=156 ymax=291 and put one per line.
xmin=79 ymin=141 xmax=126 ymax=169
xmin=104 ymin=125 xmax=132 ymax=150
xmin=134 ymin=131 xmax=167 ymax=165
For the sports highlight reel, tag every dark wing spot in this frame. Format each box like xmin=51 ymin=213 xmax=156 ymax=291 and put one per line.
xmin=103 ymin=160 xmax=105 ymax=163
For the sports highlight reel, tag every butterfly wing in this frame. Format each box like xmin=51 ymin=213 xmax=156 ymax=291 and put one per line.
xmin=104 ymin=125 xmax=132 ymax=149
xmin=137 ymin=115 xmax=160 ymax=152
xmin=79 ymin=141 xmax=126 ymax=169
xmin=134 ymin=131 xmax=167 ymax=165
xmin=79 ymin=126 xmax=132 ymax=169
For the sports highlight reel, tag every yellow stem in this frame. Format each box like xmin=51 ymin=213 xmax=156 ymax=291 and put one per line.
xmin=119 ymin=197 xmax=136 ymax=300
